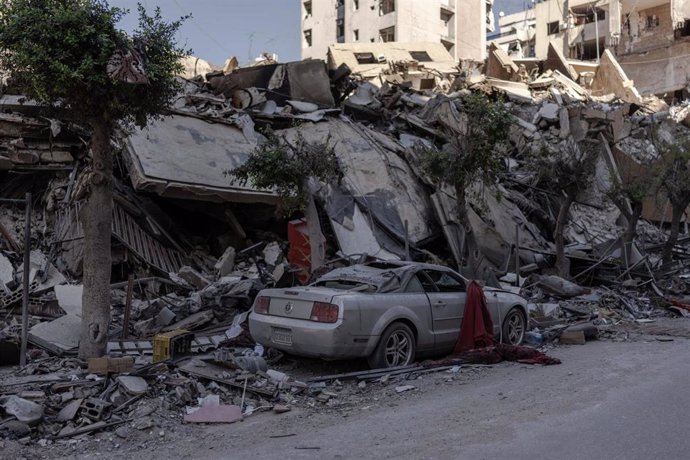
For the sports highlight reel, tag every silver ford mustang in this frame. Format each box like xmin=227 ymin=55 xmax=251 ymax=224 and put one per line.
xmin=248 ymin=261 xmax=528 ymax=368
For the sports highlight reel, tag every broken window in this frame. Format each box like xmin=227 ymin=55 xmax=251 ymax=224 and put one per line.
xmin=380 ymin=0 xmax=395 ymax=15
xmin=420 ymin=270 xmax=466 ymax=293
xmin=336 ymin=19 xmax=345 ymax=41
xmin=353 ymin=29 xmax=359 ymax=41
xmin=354 ymin=52 xmax=377 ymax=64
xmin=303 ymin=29 xmax=312 ymax=47
xmin=647 ymin=14 xmax=659 ymax=28
xmin=379 ymin=26 xmax=395 ymax=42
xmin=547 ymin=21 xmax=560 ymax=35
xmin=675 ymin=19 xmax=690 ymax=38
xmin=409 ymin=51 xmax=432 ymax=62
xmin=571 ymin=6 xmax=605 ymax=25
xmin=304 ymin=1 xmax=312 ymax=18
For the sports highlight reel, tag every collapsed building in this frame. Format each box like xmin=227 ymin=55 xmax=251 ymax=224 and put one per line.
xmin=2 ymin=39 xmax=690 ymax=441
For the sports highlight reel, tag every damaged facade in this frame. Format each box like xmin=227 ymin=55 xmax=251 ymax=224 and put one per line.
xmin=497 ymin=0 xmax=690 ymax=97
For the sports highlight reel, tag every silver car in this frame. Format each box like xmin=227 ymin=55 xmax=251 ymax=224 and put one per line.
xmin=248 ymin=261 xmax=528 ymax=368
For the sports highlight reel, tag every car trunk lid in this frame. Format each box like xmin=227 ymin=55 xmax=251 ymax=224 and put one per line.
xmin=263 ymin=288 xmax=337 ymax=320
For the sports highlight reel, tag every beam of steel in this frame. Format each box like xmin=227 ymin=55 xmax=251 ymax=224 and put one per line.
xmin=20 ymin=192 xmax=32 ymax=367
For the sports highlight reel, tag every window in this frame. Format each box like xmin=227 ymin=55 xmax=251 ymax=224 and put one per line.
xmin=647 ymin=14 xmax=659 ymax=28
xmin=354 ymin=52 xmax=377 ymax=64
xmin=409 ymin=51 xmax=432 ymax=62
xmin=304 ymin=1 xmax=312 ymax=17
xmin=380 ymin=0 xmax=395 ymax=15
xmin=416 ymin=274 xmax=437 ymax=293
xmin=379 ymin=26 xmax=395 ymax=42
xmin=353 ymin=29 xmax=359 ymax=41
xmin=303 ymin=29 xmax=312 ymax=47
xmin=353 ymin=0 xmax=359 ymax=10
xmin=675 ymin=19 xmax=690 ymax=38
xmin=422 ymin=270 xmax=466 ymax=293
xmin=547 ymin=21 xmax=559 ymax=35
xmin=336 ymin=19 xmax=345 ymax=41
xmin=404 ymin=276 xmax=425 ymax=293
xmin=572 ymin=6 xmax=605 ymax=25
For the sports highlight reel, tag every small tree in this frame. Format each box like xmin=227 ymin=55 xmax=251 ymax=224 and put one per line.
xmin=607 ymin=171 xmax=652 ymax=248
xmin=231 ymin=129 xmax=342 ymax=271
xmin=419 ymin=93 xmax=511 ymax=275
xmin=529 ymin=138 xmax=599 ymax=278
xmin=0 ymin=0 xmax=187 ymax=358
xmin=653 ymin=131 xmax=690 ymax=265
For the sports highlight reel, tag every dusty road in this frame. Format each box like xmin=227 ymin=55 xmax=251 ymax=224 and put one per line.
xmin=36 ymin=337 xmax=689 ymax=460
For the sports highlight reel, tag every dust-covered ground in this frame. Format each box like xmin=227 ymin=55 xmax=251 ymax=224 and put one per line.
xmin=4 ymin=322 xmax=690 ymax=460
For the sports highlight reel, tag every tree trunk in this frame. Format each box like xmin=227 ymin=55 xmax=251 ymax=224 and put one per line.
xmin=78 ymin=117 xmax=113 ymax=359
xmin=662 ymin=202 xmax=685 ymax=265
xmin=554 ymin=192 xmax=575 ymax=278
xmin=454 ymin=183 xmax=478 ymax=277
xmin=622 ymin=201 xmax=642 ymax=267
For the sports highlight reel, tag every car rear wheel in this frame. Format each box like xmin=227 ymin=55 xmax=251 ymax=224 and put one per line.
xmin=367 ymin=322 xmax=416 ymax=369
xmin=501 ymin=308 xmax=526 ymax=345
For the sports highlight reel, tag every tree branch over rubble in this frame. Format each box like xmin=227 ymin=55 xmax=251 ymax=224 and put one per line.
xmin=651 ymin=126 xmax=690 ymax=265
xmin=0 ymin=0 xmax=188 ymax=358
xmin=229 ymin=128 xmax=343 ymax=272
xmin=417 ymin=92 xmax=511 ymax=276
xmin=528 ymin=138 xmax=599 ymax=278
xmin=607 ymin=168 xmax=653 ymax=248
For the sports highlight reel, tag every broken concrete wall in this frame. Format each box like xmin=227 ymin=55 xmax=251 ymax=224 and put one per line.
xmin=485 ymin=43 xmax=519 ymax=81
xmin=208 ymin=60 xmax=335 ymax=108
xmin=591 ymin=50 xmax=643 ymax=104
xmin=617 ymin=41 xmax=690 ymax=96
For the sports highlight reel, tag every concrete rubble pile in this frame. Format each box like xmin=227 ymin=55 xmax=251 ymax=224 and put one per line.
xmin=3 ymin=44 xmax=690 ymax=442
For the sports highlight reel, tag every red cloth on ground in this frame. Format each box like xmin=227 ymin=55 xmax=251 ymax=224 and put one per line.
xmin=453 ymin=280 xmax=494 ymax=354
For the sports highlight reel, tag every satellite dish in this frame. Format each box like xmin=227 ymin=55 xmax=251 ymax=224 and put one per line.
xmin=499 ymin=11 xmax=505 ymax=17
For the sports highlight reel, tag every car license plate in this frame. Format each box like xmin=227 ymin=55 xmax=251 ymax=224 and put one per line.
xmin=272 ymin=327 xmax=292 ymax=346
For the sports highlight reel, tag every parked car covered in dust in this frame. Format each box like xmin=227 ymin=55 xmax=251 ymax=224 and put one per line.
xmin=249 ymin=261 xmax=528 ymax=368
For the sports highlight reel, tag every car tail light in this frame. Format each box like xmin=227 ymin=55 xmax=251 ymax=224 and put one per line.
xmin=254 ymin=296 xmax=270 ymax=315
xmin=310 ymin=302 xmax=339 ymax=323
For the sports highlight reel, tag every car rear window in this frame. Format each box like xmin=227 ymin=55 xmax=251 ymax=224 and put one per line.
xmin=313 ymin=279 xmax=378 ymax=293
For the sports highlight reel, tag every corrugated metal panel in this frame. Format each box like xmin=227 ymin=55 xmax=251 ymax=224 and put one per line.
xmin=55 ymin=201 xmax=185 ymax=273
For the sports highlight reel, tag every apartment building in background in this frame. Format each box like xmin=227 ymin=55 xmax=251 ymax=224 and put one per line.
xmin=494 ymin=0 xmax=690 ymax=96
xmin=489 ymin=8 xmax=537 ymax=58
xmin=300 ymin=0 xmax=495 ymax=62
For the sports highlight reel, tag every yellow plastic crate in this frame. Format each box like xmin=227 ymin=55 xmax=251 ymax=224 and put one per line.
xmin=152 ymin=329 xmax=193 ymax=363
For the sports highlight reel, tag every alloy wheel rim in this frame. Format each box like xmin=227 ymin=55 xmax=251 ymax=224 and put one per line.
xmin=384 ymin=331 xmax=412 ymax=367
xmin=507 ymin=313 xmax=524 ymax=344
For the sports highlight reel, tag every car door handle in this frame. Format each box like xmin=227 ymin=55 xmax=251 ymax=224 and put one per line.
xmin=433 ymin=301 xmax=446 ymax=307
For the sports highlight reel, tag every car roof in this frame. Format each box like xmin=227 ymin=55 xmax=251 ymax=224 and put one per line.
xmin=314 ymin=261 xmax=461 ymax=293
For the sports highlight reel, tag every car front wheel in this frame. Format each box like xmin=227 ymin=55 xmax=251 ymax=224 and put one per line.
xmin=501 ymin=308 xmax=526 ymax=345
xmin=367 ymin=322 xmax=416 ymax=369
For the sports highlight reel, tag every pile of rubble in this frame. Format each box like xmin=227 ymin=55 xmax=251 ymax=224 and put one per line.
xmin=3 ymin=39 xmax=690 ymax=442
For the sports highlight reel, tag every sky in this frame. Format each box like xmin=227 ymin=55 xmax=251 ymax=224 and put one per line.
xmin=108 ymin=0 xmax=530 ymax=66
xmin=109 ymin=0 xmax=301 ymax=66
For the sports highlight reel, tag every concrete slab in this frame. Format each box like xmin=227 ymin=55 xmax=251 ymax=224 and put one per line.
xmin=28 ymin=314 xmax=81 ymax=353
xmin=0 ymin=253 xmax=13 ymax=293
xmin=54 ymin=284 xmax=83 ymax=317
xmin=183 ymin=405 xmax=242 ymax=423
